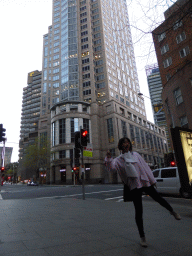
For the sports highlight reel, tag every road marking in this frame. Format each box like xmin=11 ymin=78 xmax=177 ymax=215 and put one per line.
xmin=37 ymin=189 xmax=123 ymax=200
xmin=0 ymin=194 xmax=3 ymax=200
xmin=105 ymin=196 xmax=123 ymax=201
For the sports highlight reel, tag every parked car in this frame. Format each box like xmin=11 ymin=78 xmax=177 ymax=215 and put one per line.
xmin=27 ymin=181 xmax=38 ymax=186
xmin=152 ymin=167 xmax=191 ymax=198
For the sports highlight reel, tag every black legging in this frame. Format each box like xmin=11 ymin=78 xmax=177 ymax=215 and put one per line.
xmin=132 ymin=185 xmax=173 ymax=238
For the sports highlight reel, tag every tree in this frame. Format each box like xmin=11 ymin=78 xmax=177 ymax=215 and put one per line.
xmin=4 ymin=162 xmax=19 ymax=182
xmin=23 ymin=137 xmax=51 ymax=181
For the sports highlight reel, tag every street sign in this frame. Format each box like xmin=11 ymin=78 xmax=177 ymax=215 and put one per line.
xmin=83 ymin=144 xmax=93 ymax=157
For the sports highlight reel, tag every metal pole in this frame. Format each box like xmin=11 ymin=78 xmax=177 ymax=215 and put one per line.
xmin=79 ymin=125 xmax=85 ymax=200
xmin=0 ymin=168 xmax=1 ymax=192
xmin=73 ymin=148 xmax=75 ymax=186
xmin=81 ymin=147 xmax=85 ymax=200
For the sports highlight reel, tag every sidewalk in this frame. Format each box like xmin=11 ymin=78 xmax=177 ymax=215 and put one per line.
xmin=0 ymin=196 xmax=191 ymax=256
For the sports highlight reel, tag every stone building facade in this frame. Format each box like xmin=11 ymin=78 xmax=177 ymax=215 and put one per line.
xmin=36 ymin=0 xmax=168 ymax=184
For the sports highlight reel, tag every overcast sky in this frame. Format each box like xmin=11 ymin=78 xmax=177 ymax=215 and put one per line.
xmin=0 ymin=0 xmax=175 ymax=162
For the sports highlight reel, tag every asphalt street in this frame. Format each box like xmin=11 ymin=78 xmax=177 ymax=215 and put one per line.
xmin=1 ymin=184 xmax=192 ymax=209
xmin=0 ymin=184 xmax=123 ymax=200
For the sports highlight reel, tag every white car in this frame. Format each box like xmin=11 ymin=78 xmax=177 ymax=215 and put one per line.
xmin=152 ymin=167 xmax=191 ymax=198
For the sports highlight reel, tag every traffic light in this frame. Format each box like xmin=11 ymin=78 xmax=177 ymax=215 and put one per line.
xmin=170 ymin=161 xmax=176 ymax=167
xmin=75 ymin=131 xmax=81 ymax=148
xmin=1 ymin=167 xmax=5 ymax=171
xmin=80 ymin=129 xmax=88 ymax=147
xmin=73 ymin=166 xmax=77 ymax=172
xmin=0 ymin=124 xmax=6 ymax=142
xmin=74 ymin=148 xmax=81 ymax=159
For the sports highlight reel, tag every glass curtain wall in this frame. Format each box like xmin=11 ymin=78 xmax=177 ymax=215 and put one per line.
xmin=61 ymin=0 xmax=79 ymax=101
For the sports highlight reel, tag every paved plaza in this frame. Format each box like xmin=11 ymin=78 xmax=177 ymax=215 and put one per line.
xmin=0 ymin=196 xmax=191 ymax=255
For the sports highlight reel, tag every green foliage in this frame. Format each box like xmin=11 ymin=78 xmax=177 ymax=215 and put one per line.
xmin=23 ymin=137 xmax=51 ymax=171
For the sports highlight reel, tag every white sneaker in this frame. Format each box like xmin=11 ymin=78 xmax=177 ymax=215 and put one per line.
xmin=170 ymin=211 xmax=181 ymax=220
xmin=140 ymin=237 xmax=148 ymax=247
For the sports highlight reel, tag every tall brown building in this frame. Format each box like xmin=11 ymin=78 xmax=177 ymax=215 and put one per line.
xmin=153 ymin=0 xmax=192 ymax=149
xmin=19 ymin=71 xmax=42 ymax=180
xmin=37 ymin=0 xmax=168 ymax=184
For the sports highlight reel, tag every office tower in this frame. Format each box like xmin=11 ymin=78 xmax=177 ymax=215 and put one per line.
xmin=0 ymin=147 xmax=13 ymax=166
xmin=145 ymin=64 xmax=171 ymax=150
xmin=19 ymin=70 xmax=42 ymax=180
xmin=39 ymin=0 xmax=168 ymax=184
xmin=153 ymin=0 xmax=192 ymax=150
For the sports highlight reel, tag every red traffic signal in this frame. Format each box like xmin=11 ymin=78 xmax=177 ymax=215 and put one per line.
xmin=1 ymin=167 xmax=5 ymax=171
xmin=80 ymin=129 xmax=88 ymax=147
xmin=73 ymin=167 xmax=77 ymax=171
xmin=82 ymin=130 xmax=88 ymax=137
xmin=170 ymin=161 xmax=176 ymax=167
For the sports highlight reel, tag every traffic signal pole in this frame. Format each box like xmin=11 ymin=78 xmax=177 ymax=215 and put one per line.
xmin=75 ymin=128 xmax=88 ymax=200
xmin=79 ymin=126 xmax=85 ymax=200
xmin=73 ymin=148 xmax=75 ymax=186
xmin=81 ymin=147 xmax=85 ymax=200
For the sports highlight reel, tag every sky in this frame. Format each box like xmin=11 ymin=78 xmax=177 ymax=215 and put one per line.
xmin=0 ymin=0 xmax=175 ymax=163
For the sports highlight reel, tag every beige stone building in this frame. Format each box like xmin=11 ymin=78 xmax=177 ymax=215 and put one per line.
xmin=38 ymin=0 xmax=168 ymax=184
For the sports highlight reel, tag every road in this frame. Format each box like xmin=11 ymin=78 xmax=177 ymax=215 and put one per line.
xmin=0 ymin=184 xmax=124 ymax=201
xmin=1 ymin=184 xmax=192 ymax=209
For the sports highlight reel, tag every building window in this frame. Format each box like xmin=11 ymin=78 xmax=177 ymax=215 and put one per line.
xmin=82 ymin=58 xmax=89 ymax=64
xmin=83 ymin=89 xmax=91 ymax=95
xmin=129 ymin=124 xmax=135 ymax=144
xmin=107 ymin=118 xmax=114 ymax=143
xmin=165 ymin=98 xmax=171 ymax=114
xmin=71 ymin=118 xmax=79 ymax=143
xmin=166 ymin=73 xmax=171 ymax=81
xmin=163 ymin=57 xmax=172 ymax=68
xmin=59 ymin=150 xmax=66 ymax=159
xmin=42 ymin=96 xmax=46 ymax=107
xmin=82 ymin=66 xmax=90 ymax=72
xmin=174 ymin=88 xmax=183 ymax=105
xmin=83 ymin=73 xmax=90 ymax=79
xmin=96 ymin=82 xmax=105 ymax=89
xmin=120 ymin=107 xmax=124 ymax=115
xmin=121 ymin=120 xmax=127 ymax=138
xmin=176 ymin=31 xmax=186 ymax=44
xmin=180 ymin=116 xmax=188 ymax=128
xmin=59 ymin=119 xmax=65 ymax=144
xmin=161 ymin=44 xmax=169 ymax=55
xmin=141 ymin=129 xmax=145 ymax=148
xmin=83 ymin=81 xmax=91 ymax=87
xmin=145 ymin=131 xmax=150 ymax=149
xmin=173 ymin=20 xmax=183 ymax=30
xmin=52 ymin=122 xmax=55 ymax=146
xmin=179 ymin=46 xmax=190 ymax=58
xmin=158 ymin=32 xmax=166 ymax=42
xmin=135 ymin=127 xmax=141 ymax=148
xmin=40 ymin=132 xmax=47 ymax=148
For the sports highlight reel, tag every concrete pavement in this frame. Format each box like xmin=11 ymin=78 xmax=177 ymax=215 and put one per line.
xmin=0 ymin=195 xmax=191 ymax=256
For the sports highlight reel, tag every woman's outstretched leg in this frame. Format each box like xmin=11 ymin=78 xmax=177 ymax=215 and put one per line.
xmin=144 ymin=186 xmax=181 ymax=220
